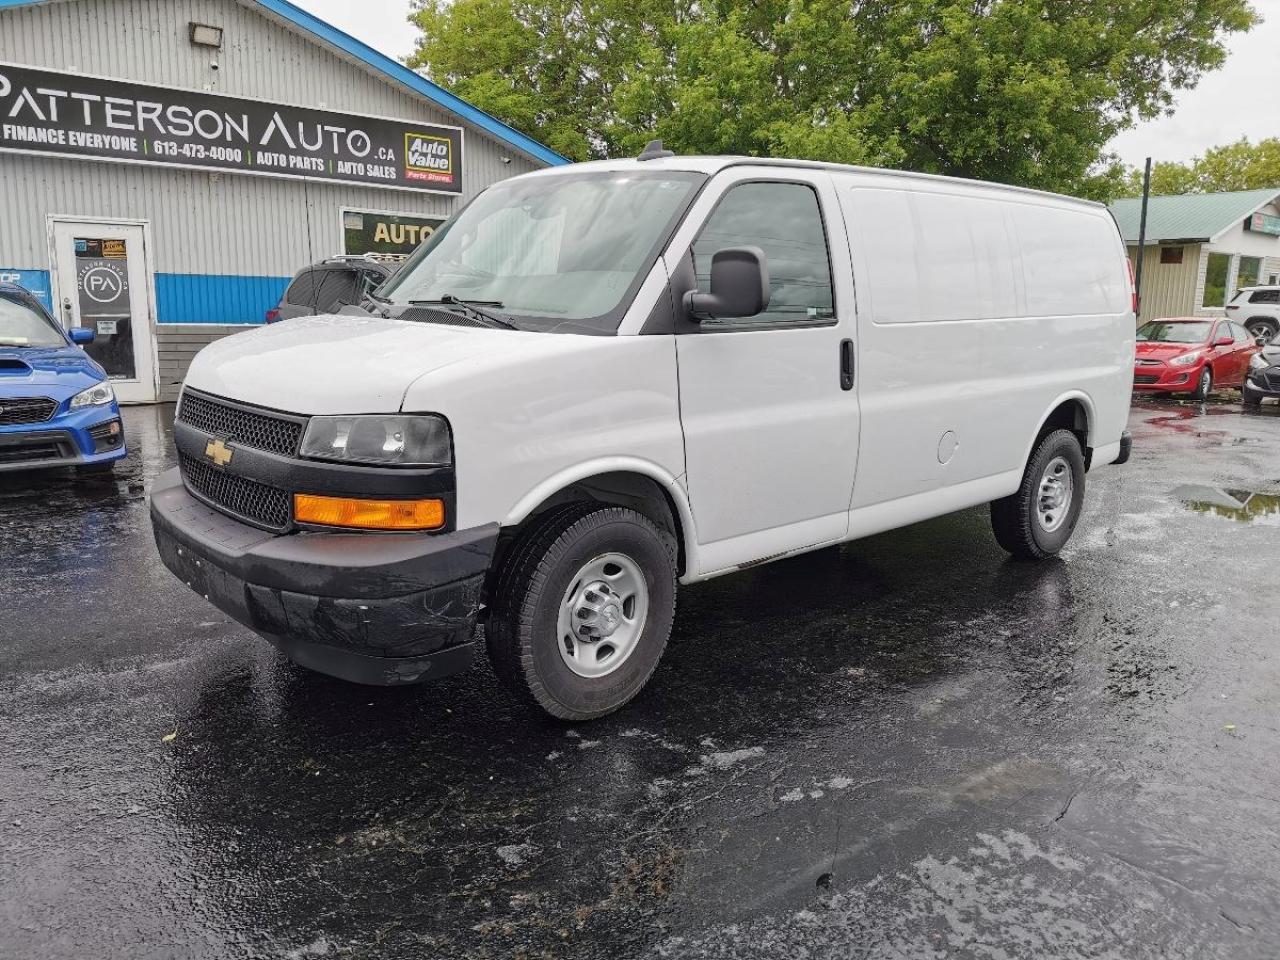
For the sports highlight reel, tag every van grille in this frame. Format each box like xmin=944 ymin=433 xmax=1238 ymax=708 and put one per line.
xmin=178 ymin=451 xmax=292 ymax=531
xmin=0 ymin=396 xmax=56 ymax=425
xmin=177 ymin=391 xmax=303 ymax=457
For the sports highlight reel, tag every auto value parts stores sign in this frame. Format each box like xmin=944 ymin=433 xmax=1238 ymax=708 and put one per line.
xmin=0 ymin=63 xmax=463 ymax=194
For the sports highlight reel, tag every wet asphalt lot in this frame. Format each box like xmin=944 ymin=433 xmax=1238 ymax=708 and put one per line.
xmin=2 ymin=398 xmax=1280 ymax=960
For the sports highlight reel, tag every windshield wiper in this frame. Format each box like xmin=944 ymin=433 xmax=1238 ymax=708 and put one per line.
xmin=410 ymin=295 xmax=518 ymax=330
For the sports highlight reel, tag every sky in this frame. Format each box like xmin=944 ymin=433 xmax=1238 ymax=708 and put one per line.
xmin=296 ymin=0 xmax=1279 ymax=170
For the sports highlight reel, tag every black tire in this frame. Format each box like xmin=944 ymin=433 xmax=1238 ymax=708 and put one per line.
xmin=1190 ymin=366 xmax=1213 ymax=401
xmin=1245 ymin=318 xmax=1278 ymax=344
xmin=486 ymin=503 xmax=677 ymax=721
xmin=1242 ymin=382 xmax=1264 ymax=407
xmin=991 ymin=429 xmax=1086 ymax=561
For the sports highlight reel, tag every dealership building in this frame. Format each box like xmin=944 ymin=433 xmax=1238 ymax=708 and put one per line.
xmin=0 ymin=0 xmax=565 ymax=402
xmin=1110 ymin=188 xmax=1280 ymax=327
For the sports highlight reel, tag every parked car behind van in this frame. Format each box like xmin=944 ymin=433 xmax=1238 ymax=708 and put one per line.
xmin=266 ymin=255 xmax=393 ymax=323
xmin=1132 ymin=317 xmax=1259 ymax=400
xmin=1225 ymin=285 xmax=1280 ymax=344
xmin=0 ymin=282 xmax=126 ymax=473
xmin=151 ymin=147 xmax=1135 ymax=720
xmin=1243 ymin=337 xmax=1280 ymax=406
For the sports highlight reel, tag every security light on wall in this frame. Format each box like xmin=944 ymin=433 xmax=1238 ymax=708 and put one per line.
xmin=189 ymin=22 xmax=223 ymax=49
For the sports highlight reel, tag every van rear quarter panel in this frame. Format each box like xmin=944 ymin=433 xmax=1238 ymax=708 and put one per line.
xmin=838 ymin=175 xmax=1132 ymax=510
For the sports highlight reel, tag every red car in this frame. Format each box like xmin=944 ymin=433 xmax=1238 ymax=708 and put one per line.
xmin=1133 ymin=317 xmax=1260 ymax=399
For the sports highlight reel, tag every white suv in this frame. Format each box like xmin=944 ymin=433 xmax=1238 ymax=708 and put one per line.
xmin=1226 ymin=286 xmax=1280 ymax=343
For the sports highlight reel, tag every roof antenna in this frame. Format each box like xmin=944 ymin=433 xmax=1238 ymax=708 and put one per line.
xmin=637 ymin=139 xmax=675 ymax=161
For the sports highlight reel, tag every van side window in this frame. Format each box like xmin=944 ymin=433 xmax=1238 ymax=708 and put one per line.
xmin=692 ymin=182 xmax=834 ymax=325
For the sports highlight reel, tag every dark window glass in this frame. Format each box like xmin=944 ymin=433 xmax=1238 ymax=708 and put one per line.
xmin=316 ymin=271 xmax=360 ymax=311
xmin=692 ymin=182 xmax=834 ymax=325
xmin=1159 ymin=246 xmax=1183 ymax=264
xmin=1203 ymin=253 xmax=1230 ymax=308
xmin=284 ymin=270 xmax=325 ymax=306
xmin=1237 ymin=256 xmax=1262 ymax=293
xmin=1250 ymin=289 xmax=1280 ymax=304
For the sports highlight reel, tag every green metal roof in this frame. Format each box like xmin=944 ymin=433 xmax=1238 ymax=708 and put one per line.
xmin=1109 ymin=188 xmax=1280 ymax=244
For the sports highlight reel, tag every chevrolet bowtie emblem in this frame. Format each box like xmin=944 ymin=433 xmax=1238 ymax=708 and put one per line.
xmin=205 ymin=438 xmax=234 ymax=467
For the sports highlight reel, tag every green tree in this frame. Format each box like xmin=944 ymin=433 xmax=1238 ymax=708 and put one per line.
xmin=1123 ymin=137 xmax=1280 ymax=196
xmin=407 ymin=0 xmax=1258 ymax=197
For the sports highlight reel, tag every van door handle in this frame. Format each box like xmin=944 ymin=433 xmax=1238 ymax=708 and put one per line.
xmin=840 ymin=339 xmax=855 ymax=391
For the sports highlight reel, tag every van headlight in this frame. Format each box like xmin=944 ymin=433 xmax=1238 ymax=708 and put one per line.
xmin=1169 ymin=350 xmax=1204 ymax=367
xmin=300 ymin=414 xmax=452 ymax=467
xmin=69 ymin=383 xmax=116 ymax=409
xmin=1250 ymin=353 xmax=1270 ymax=372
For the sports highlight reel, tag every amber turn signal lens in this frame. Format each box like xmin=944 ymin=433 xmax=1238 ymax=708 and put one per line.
xmin=293 ymin=494 xmax=445 ymax=531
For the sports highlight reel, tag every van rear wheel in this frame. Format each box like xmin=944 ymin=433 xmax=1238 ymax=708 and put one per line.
xmin=486 ymin=503 xmax=677 ymax=720
xmin=990 ymin=429 xmax=1086 ymax=560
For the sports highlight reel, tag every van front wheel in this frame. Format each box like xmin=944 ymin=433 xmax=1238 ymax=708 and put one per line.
xmin=487 ymin=504 xmax=677 ymax=720
xmin=990 ymin=429 xmax=1086 ymax=560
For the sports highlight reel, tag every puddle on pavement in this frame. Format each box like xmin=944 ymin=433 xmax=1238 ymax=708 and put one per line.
xmin=1173 ymin=484 xmax=1280 ymax=525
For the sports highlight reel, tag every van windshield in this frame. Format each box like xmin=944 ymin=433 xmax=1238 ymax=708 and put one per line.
xmin=380 ymin=170 xmax=705 ymax=333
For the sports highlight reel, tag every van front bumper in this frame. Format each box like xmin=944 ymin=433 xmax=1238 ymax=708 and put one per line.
xmin=149 ymin=467 xmax=498 ymax=685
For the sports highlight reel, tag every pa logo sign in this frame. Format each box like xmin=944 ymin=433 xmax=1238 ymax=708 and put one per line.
xmin=80 ymin=264 xmax=127 ymax=304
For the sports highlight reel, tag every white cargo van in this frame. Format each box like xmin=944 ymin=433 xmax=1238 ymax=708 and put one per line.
xmin=151 ymin=146 xmax=1135 ymax=719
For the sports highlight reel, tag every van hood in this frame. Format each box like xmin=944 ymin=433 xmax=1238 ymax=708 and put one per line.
xmin=183 ymin=314 xmax=587 ymax=415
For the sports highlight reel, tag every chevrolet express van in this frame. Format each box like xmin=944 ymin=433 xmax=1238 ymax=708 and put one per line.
xmin=150 ymin=147 xmax=1135 ymax=719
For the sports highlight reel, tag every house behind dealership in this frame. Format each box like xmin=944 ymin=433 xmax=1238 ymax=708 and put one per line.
xmin=0 ymin=0 xmax=565 ymax=402
xmin=1110 ymin=188 xmax=1280 ymax=326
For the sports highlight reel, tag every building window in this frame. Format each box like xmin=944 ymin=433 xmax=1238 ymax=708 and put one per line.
xmin=1236 ymin=255 xmax=1262 ymax=293
xmin=1160 ymin=246 xmax=1184 ymax=264
xmin=1202 ymin=252 xmax=1231 ymax=307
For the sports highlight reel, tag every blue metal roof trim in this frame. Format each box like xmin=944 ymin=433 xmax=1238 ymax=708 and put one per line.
xmin=0 ymin=0 xmax=569 ymax=167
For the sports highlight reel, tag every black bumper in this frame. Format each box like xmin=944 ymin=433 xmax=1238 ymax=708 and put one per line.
xmin=149 ymin=467 xmax=498 ymax=685
xmin=1114 ymin=430 xmax=1133 ymax=466
xmin=1244 ymin=372 xmax=1280 ymax=398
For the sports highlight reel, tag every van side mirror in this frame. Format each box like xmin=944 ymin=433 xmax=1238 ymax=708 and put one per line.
xmin=1257 ymin=337 xmax=1268 ymax=347
xmin=684 ymin=246 xmax=770 ymax=320
xmin=69 ymin=327 xmax=94 ymax=344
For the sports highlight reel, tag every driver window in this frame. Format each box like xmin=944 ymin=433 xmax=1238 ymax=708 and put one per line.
xmin=692 ymin=181 xmax=835 ymax=325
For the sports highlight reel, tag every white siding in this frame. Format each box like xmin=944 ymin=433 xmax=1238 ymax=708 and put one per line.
xmin=0 ymin=0 xmax=544 ymax=276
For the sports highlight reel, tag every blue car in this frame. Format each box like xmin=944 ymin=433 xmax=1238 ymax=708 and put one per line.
xmin=0 ymin=282 xmax=126 ymax=473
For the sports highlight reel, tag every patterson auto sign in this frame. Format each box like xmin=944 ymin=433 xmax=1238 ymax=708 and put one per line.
xmin=0 ymin=63 xmax=463 ymax=194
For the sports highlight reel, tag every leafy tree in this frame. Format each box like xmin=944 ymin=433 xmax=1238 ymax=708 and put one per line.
xmin=407 ymin=0 xmax=1258 ymax=197
xmin=1123 ymin=138 xmax=1280 ymax=196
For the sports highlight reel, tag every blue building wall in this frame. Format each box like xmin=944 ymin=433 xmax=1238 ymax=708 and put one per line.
xmin=154 ymin=274 xmax=289 ymax=325
xmin=0 ymin=268 xmax=53 ymax=311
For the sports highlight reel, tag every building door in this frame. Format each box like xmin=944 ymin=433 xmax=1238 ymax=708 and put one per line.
xmin=49 ymin=219 xmax=157 ymax=403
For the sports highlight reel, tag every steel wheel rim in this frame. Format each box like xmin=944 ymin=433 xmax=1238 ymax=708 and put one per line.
xmin=1036 ymin=455 xmax=1073 ymax=533
xmin=556 ymin=552 xmax=649 ymax=679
